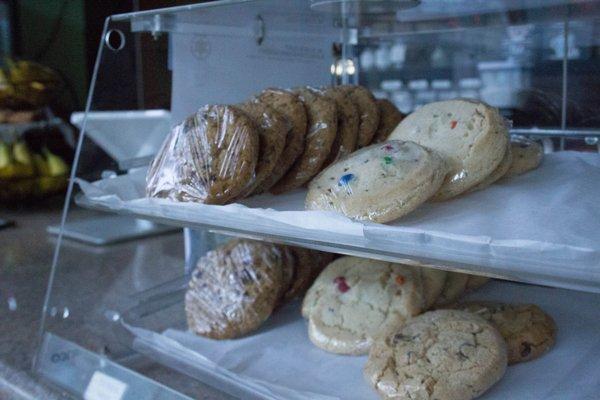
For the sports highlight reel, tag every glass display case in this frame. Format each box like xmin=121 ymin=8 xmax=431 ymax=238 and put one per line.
xmin=34 ymin=1 xmax=600 ymax=399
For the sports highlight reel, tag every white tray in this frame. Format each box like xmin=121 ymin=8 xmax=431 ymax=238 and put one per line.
xmin=124 ymin=281 xmax=600 ymax=400
xmin=76 ymin=151 xmax=600 ymax=293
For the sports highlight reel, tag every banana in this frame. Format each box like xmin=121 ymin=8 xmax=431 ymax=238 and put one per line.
xmin=0 ymin=141 xmax=10 ymax=169
xmin=43 ymin=148 xmax=69 ymax=177
xmin=12 ymin=142 xmax=32 ymax=165
xmin=0 ymin=141 xmax=27 ymax=179
xmin=33 ymin=153 xmax=50 ymax=176
xmin=12 ymin=141 xmax=35 ymax=178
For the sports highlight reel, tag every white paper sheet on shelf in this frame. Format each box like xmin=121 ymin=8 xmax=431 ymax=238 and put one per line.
xmin=76 ymin=152 xmax=600 ymax=291
xmin=152 ymin=281 xmax=600 ymax=400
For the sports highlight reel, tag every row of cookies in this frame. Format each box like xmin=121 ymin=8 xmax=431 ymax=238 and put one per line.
xmin=146 ymin=85 xmax=404 ymax=204
xmin=302 ymin=256 xmax=556 ymax=400
xmin=301 ymin=257 xmax=493 ymax=355
xmin=185 ymin=238 xmax=334 ymax=339
xmin=305 ymin=99 xmax=544 ymax=223
xmin=366 ymin=302 xmax=556 ymax=400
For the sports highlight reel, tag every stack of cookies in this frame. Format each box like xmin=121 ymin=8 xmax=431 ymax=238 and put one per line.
xmin=306 ymin=99 xmax=544 ymax=223
xmin=146 ymin=85 xmax=404 ymax=204
xmin=184 ymin=238 xmax=334 ymax=339
xmin=302 ymin=255 xmax=556 ymax=400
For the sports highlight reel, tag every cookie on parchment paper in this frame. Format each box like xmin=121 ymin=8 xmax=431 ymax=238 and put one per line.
xmin=303 ymin=256 xmax=424 ymax=355
xmin=453 ymin=302 xmax=556 ymax=365
xmin=338 ymin=85 xmax=380 ymax=148
xmin=465 ymin=274 xmax=491 ymax=292
xmin=185 ymin=239 xmax=284 ymax=339
xmin=237 ymin=101 xmax=287 ymax=197
xmin=322 ymin=86 xmax=359 ymax=165
xmin=467 ymin=140 xmax=513 ymax=193
xmin=282 ymin=247 xmax=333 ymax=301
xmin=254 ymin=88 xmax=307 ymax=193
xmin=271 ymin=87 xmax=338 ymax=194
xmin=306 ymin=140 xmax=447 ymax=223
xmin=147 ymin=104 xmax=259 ymax=204
xmin=364 ymin=309 xmax=507 ymax=400
xmin=390 ymin=99 xmax=509 ymax=201
xmin=419 ymin=267 xmax=448 ymax=309
xmin=434 ymin=271 xmax=469 ymax=307
xmin=503 ymin=137 xmax=543 ymax=179
xmin=373 ymin=98 xmax=404 ymax=143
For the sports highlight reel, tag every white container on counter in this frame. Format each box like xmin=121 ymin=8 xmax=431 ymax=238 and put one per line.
xmin=478 ymin=60 xmax=531 ymax=108
xmin=360 ymin=48 xmax=375 ymax=72
xmin=458 ymin=77 xmax=482 ymax=100
xmin=408 ymin=79 xmax=435 ymax=107
xmin=380 ymin=79 xmax=403 ymax=91
xmin=375 ymin=44 xmax=391 ymax=70
xmin=390 ymin=42 xmax=407 ymax=68
xmin=431 ymin=79 xmax=454 ymax=101
xmin=391 ymin=91 xmax=413 ymax=114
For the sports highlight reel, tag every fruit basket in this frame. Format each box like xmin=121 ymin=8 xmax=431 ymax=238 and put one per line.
xmin=0 ymin=140 xmax=68 ymax=203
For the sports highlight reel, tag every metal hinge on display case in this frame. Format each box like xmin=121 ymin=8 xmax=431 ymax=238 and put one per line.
xmin=35 ymin=333 xmax=191 ymax=400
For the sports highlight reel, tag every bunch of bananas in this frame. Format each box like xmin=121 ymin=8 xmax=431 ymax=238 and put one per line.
xmin=0 ymin=140 xmax=68 ymax=202
xmin=0 ymin=59 xmax=62 ymax=109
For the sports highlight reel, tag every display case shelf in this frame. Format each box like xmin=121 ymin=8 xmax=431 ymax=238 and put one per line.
xmin=75 ymin=151 xmax=600 ymax=294
xmin=101 ymin=280 xmax=600 ymax=400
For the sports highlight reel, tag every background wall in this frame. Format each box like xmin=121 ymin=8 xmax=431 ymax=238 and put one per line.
xmin=13 ymin=0 xmax=87 ymax=110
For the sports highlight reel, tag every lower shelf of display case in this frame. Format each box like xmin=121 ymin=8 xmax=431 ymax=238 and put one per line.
xmin=75 ymin=151 xmax=600 ymax=293
xmin=43 ymin=280 xmax=599 ymax=400
xmin=35 ymin=333 xmax=191 ymax=400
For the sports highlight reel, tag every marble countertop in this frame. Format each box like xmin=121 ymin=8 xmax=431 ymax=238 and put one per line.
xmin=0 ymin=200 xmax=233 ymax=399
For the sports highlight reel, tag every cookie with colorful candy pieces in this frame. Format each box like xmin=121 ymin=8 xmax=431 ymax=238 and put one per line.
xmin=305 ymin=140 xmax=448 ymax=223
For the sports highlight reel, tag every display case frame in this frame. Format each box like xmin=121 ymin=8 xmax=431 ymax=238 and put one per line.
xmin=34 ymin=1 xmax=600 ymax=398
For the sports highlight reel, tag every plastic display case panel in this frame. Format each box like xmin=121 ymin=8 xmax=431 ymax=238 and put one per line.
xmin=36 ymin=0 xmax=600 ymax=398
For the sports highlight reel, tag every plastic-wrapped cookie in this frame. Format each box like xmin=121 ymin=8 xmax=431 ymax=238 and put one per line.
xmin=322 ymin=87 xmax=359 ymax=165
xmin=434 ymin=272 xmax=469 ymax=307
xmin=373 ymin=99 xmax=404 ymax=143
xmin=468 ymin=141 xmax=513 ymax=193
xmin=364 ymin=309 xmax=507 ymax=400
xmin=185 ymin=239 xmax=284 ymax=339
xmin=282 ymin=247 xmax=333 ymax=301
xmin=303 ymin=256 xmax=424 ymax=355
xmin=147 ymin=104 xmax=259 ymax=204
xmin=503 ymin=137 xmax=543 ymax=178
xmin=389 ymin=99 xmax=509 ymax=201
xmin=236 ymin=102 xmax=287 ymax=197
xmin=254 ymin=88 xmax=307 ymax=193
xmin=338 ymin=85 xmax=380 ymax=147
xmin=271 ymin=87 xmax=338 ymax=194
xmin=275 ymin=245 xmax=297 ymax=304
xmin=453 ymin=302 xmax=556 ymax=364
xmin=305 ymin=140 xmax=448 ymax=223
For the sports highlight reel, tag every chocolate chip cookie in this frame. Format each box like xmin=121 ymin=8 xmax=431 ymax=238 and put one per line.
xmin=254 ymin=88 xmax=308 ymax=192
xmin=373 ymin=99 xmax=404 ymax=143
xmin=237 ymin=101 xmax=287 ymax=197
xmin=339 ymin=85 xmax=380 ymax=148
xmin=322 ymin=87 xmax=359 ymax=165
xmin=453 ymin=302 xmax=556 ymax=364
xmin=271 ymin=87 xmax=338 ymax=194
xmin=364 ymin=309 xmax=507 ymax=400
xmin=503 ymin=137 xmax=544 ymax=178
xmin=434 ymin=272 xmax=469 ymax=307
